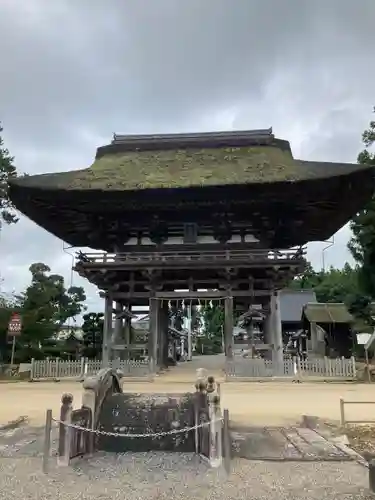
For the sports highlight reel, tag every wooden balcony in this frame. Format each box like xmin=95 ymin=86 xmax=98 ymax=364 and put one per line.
xmin=75 ymin=246 xmax=306 ymax=270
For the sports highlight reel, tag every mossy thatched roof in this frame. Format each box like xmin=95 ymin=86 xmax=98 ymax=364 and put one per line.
xmin=7 ymin=130 xmax=375 ymax=251
xmin=302 ymin=303 xmax=353 ymax=324
xmin=10 ymin=139 xmax=374 ymax=192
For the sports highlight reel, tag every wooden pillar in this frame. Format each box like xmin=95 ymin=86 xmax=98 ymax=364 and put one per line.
xmin=148 ymin=294 xmax=159 ymax=373
xmin=124 ymin=305 xmax=131 ymax=360
xmin=162 ymin=302 xmax=169 ymax=366
xmin=310 ymin=322 xmax=318 ymax=355
xmin=157 ymin=301 xmax=163 ymax=368
xmin=102 ymin=293 xmax=113 ymax=366
xmin=111 ymin=302 xmax=123 ymax=359
xmin=263 ymin=299 xmax=273 ymax=360
xmin=271 ymin=291 xmax=283 ymax=370
xmin=224 ymin=291 xmax=234 ymax=360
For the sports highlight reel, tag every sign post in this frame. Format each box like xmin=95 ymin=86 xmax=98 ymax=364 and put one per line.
xmin=7 ymin=313 xmax=22 ymax=365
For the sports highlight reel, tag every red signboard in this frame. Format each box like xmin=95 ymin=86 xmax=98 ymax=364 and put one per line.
xmin=8 ymin=313 xmax=22 ymax=337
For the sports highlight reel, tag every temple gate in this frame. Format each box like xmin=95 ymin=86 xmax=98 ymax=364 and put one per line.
xmin=8 ymin=128 xmax=375 ymax=375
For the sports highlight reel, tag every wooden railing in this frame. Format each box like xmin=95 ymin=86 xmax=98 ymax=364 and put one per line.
xmin=76 ymin=246 xmax=306 ymax=266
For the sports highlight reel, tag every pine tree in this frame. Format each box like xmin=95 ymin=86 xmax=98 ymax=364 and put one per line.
xmin=349 ymin=108 xmax=375 ymax=296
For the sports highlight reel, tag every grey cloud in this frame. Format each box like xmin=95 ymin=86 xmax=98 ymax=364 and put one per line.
xmin=2 ymin=0 xmax=374 ymax=151
xmin=0 ymin=218 xmax=101 ymax=310
xmin=0 ymin=0 xmax=373 ymax=316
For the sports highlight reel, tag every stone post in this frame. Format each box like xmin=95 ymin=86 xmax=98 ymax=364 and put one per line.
xmin=57 ymin=393 xmax=73 ymax=467
xmin=207 ymin=380 xmax=222 ymax=468
xmin=82 ymin=376 xmax=98 ymax=456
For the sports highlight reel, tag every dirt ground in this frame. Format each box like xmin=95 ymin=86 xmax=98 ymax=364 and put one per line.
xmin=2 ymin=379 xmax=375 ymax=428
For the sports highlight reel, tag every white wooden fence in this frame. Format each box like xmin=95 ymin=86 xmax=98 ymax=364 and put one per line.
xmin=30 ymin=357 xmax=151 ymax=381
xmin=226 ymin=356 xmax=357 ymax=380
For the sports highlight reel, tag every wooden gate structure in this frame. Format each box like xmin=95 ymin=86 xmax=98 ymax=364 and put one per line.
xmin=8 ymin=128 xmax=375 ymax=371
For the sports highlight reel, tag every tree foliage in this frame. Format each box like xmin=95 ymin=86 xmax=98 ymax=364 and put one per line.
xmin=81 ymin=312 xmax=104 ymax=359
xmin=290 ymin=263 xmax=358 ymax=302
xmin=349 ymin=107 xmax=375 ymax=296
xmin=0 ymin=123 xmax=18 ymax=228
xmin=0 ymin=263 xmax=86 ymax=362
xmin=198 ymin=302 xmax=224 ymax=354
xmin=290 ymin=263 xmax=372 ymax=327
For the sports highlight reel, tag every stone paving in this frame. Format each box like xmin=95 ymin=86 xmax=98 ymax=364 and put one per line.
xmin=0 ymin=424 xmax=58 ymax=459
xmin=0 ymin=419 xmax=362 ymax=465
xmin=231 ymin=424 xmax=362 ymax=462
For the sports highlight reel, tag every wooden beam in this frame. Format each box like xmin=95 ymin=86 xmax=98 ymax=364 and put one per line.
xmin=108 ymin=278 xmax=272 ymax=287
xmin=112 ymin=289 xmax=271 ymax=300
xmin=156 ymin=291 xmax=226 ymax=299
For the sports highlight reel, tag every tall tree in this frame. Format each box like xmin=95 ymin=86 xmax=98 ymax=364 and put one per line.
xmin=349 ymin=108 xmax=375 ymax=296
xmin=290 ymin=263 xmax=372 ymax=327
xmin=289 ymin=262 xmax=324 ymax=291
xmin=81 ymin=312 xmax=104 ymax=359
xmin=291 ymin=263 xmax=358 ymax=302
xmin=198 ymin=301 xmax=224 ymax=354
xmin=0 ymin=123 xmax=18 ymax=228
xmin=14 ymin=263 xmax=86 ymax=359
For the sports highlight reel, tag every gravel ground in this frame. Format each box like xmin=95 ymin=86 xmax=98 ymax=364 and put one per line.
xmin=0 ymin=452 xmax=373 ymax=500
xmin=344 ymin=425 xmax=375 ymax=459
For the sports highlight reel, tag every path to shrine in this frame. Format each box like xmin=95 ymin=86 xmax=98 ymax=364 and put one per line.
xmin=1 ymin=355 xmax=375 ymax=427
xmin=0 ymin=355 xmax=374 ymax=499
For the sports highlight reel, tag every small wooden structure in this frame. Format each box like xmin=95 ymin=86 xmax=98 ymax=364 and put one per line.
xmin=302 ymin=302 xmax=354 ymax=358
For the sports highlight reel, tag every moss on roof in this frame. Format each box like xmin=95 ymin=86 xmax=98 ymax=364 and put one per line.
xmin=302 ymin=303 xmax=353 ymax=324
xmin=10 ymin=144 xmax=375 ymax=192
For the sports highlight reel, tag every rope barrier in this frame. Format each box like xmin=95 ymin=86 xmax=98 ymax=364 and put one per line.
xmin=52 ymin=416 xmax=223 ymax=439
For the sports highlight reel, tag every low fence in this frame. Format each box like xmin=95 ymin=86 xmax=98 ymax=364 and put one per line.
xmin=226 ymin=356 xmax=357 ymax=380
xmin=30 ymin=357 xmax=151 ymax=381
xmin=339 ymin=398 xmax=375 ymax=427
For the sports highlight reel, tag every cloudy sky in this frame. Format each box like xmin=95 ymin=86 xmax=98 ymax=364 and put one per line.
xmin=0 ymin=0 xmax=374 ymax=315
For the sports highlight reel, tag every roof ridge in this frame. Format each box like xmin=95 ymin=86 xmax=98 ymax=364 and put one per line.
xmin=95 ymin=128 xmax=282 ymax=158
xmin=111 ymin=128 xmax=273 ymax=144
